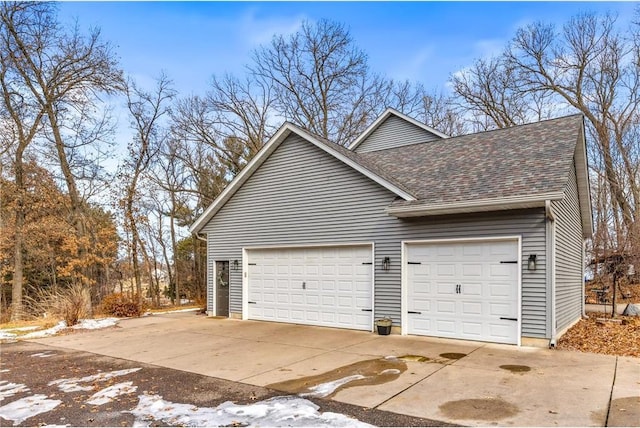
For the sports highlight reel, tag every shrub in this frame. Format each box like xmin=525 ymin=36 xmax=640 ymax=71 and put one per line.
xmin=100 ymin=293 xmax=146 ymax=318
xmin=26 ymin=283 xmax=90 ymax=326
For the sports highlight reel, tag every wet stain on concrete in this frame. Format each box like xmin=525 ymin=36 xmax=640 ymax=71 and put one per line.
xmin=607 ymin=396 xmax=640 ymax=427
xmin=439 ymin=398 xmax=519 ymax=421
xmin=266 ymin=357 xmax=407 ymax=398
xmin=499 ymin=364 xmax=531 ymax=373
xmin=398 ymin=355 xmax=430 ymax=362
xmin=439 ymin=352 xmax=467 ymax=360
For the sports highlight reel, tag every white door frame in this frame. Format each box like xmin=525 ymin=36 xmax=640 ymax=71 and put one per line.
xmin=401 ymin=235 xmax=522 ymax=346
xmin=242 ymin=242 xmax=376 ymax=331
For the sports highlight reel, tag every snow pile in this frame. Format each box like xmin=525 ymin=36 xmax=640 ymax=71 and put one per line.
xmin=0 ymin=394 xmax=61 ymax=425
xmin=143 ymin=308 xmax=198 ymax=316
xmin=30 ymin=351 xmax=56 ymax=358
xmin=0 ymin=381 xmax=29 ymax=401
xmin=300 ymin=375 xmax=367 ymax=398
xmin=128 ymin=394 xmax=372 ymax=427
xmin=48 ymin=368 xmax=141 ymax=393
xmin=86 ymin=381 xmax=137 ymax=405
xmin=21 ymin=321 xmax=67 ymax=339
xmin=71 ymin=318 xmax=118 ymax=330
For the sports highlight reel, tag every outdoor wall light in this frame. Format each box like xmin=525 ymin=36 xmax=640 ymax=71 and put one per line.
xmin=382 ymin=257 xmax=391 ymax=271
xmin=232 ymin=259 xmax=239 ymax=271
xmin=528 ymin=254 xmax=537 ymax=271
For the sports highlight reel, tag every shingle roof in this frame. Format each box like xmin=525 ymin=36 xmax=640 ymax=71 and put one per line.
xmin=355 ymin=114 xmax=583 ymax=206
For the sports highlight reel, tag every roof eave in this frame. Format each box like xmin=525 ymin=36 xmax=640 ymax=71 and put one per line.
xmin=574 ymin=119 xmax=594 ymax=238
xmin=385 ymin=193 xmax=565 ymax=218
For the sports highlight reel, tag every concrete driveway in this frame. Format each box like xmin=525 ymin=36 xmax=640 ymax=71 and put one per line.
xmin=31 ymin=311 xmax=639 ymax=427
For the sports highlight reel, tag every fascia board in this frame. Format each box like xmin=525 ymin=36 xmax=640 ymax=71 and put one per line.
xmin=386 ymin=193 xmax=565 ymax=218
xmin=574 ymin=121 xmax=594 ymax=238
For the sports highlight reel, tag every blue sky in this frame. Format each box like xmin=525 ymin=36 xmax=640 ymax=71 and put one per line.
xmin=58 ymin=2 xmax=637 ymax=97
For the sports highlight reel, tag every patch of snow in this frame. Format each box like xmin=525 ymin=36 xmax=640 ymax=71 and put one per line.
xmin=128 ymin=393 xmax=371 ymax=427
xmin=384 ymin=355 xmax=398 ymax=360
xmin=86 ymin=381 xmax=137 ymax=405
xmin=0 ymin=369 xmax=9 ymax=373
xmin=0 ymin=381 xmax=29 ymax=401
xmin=0 ymin=394 xmax=61 ymax=425
xmin=21 ymin=321 xmax=67 ymax=339
xmin=300 ymin=375 xmax=367 ymax=398
xmin=48 ymin=368 xmax=141 ymax=393
xmin=30 ymin=351 xmax=55 ymax=358
xmin=0 ymin=331 xmax=17 ymax=340
xmin=72 ymin=318 xmax=119 ymax=330
xmin=380 ymin=368 xmax=401 ymax=375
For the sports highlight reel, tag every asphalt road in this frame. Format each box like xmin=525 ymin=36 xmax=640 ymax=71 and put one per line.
xmin=0 ymin=341 xmax=454 ymax=427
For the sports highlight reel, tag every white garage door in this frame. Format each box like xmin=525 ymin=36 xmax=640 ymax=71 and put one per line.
xmin=405 ymin=239 xmax=519 ymax=344
xmin=247 ymin=245 xmax=373 ymax=330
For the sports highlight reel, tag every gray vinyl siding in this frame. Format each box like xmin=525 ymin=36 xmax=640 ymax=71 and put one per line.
xmin=203 ymin=133 xmax=548 ymax=338
xmin=355 ymin=115 xmax=442 ymax=153
xmin=552 ymin=160 xmax=584 ymax=332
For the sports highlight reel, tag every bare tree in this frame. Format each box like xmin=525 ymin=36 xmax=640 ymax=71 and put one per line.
xmin=122 ymin=74 xmax=175 ymax=304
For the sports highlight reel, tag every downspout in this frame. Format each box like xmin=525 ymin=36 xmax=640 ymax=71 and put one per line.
xmin=582 ymin=240 xmax=587 ymax=318
xmin=545 ymin=201 xmax=557 ymax=348
xmin=195 ymin=232 xmax=207 ymax=241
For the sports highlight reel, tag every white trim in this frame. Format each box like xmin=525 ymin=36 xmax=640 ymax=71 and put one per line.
xmin=386 ymin=192 xmax=564 ymax=218
xmin=371 ymin=242 xmax=376 ymax=333
xmin=242 ymin=248 xmax=248 ymax=320
xmin=348 ymin=107 xmax=449 ymax=151
xmin=242 ymin=242 xmax=376 ymax=330
xmin=210 ymin=257 xmax=217 ymax=317
xmin=190 ymin=122 xmax=415 ymax=234
xmin=401 ymin=235 xmax=522 ymax=345
xmin=243 ymin=241 xmax=375 ymax=250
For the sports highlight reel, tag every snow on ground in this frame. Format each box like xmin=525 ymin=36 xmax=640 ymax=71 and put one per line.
xmin=380 ymin=368 xmax=401 ymax=375
xmin=21 ymin=322 xmax=67 ymax=339
xmin=86 ymin=381 xmax=137 ymax=406
xmin=0 ymin=381 xmax=29 ymax=401
xmin=71 ymin=318 xmax=119 ymax=330
xmin=300 ymin=375 xmax=367 ymax=398
xmin=0 ymin=394 xmax=61 ymax=425
xmin=0 ymin=369 xmax=9 ymax=373
xmin=0 ymin=331 xmax=16 ymax=340
xmin=30 ymin=351 xmax=56 ymax=358
xmin=128 ymin=393 xmax=372 ymax=427
xmin=48 ymin=368 xmax=142 ymax=393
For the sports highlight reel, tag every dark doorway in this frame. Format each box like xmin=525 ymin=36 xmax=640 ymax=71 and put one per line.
xmin=215 ymin=261 xmax=229 ymax=317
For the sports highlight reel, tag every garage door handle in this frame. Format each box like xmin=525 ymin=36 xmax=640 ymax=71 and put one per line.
xmin=361 ymin=309 xmax=372 ymax=312
xmin=248 ymin=301 xmax=257 ymax=304
xmin=408 ymin=311 xmax=422 ymax=314
xmin=500 ymin=317 xmax=518 ymax=321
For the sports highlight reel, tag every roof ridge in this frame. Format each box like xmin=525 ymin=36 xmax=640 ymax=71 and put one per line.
xmin=358 ymin=113 xmax=583 ymax=154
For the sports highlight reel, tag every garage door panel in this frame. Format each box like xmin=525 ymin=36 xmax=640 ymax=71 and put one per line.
xmin=462 ymin=282 xmax=482 ymax=296
xmin=248 ymin=245 xmax=373 ymax=331
xmin=407 ymin=239 xmax=518 ymax=344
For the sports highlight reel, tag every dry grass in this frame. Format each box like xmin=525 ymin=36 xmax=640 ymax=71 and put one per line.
xmin=0 ymin=318 xmax=58 ymax=331
xmin=557 ymin=313 xmax=640 ymax=358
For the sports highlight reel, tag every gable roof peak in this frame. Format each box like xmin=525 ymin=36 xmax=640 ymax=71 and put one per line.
xmin=348 ymin=107 xmax=449 ymax=151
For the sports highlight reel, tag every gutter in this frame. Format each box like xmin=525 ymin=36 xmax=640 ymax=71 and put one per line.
xmin=546 ymin=201 xmax=558 ymax=348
